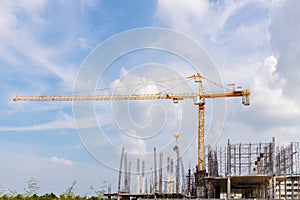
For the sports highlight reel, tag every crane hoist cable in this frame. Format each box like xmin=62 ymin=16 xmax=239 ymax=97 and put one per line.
xmin=53 ymin=77 xmax=188 ymax=96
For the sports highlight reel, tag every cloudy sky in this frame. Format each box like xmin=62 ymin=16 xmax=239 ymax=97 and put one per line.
xmin=1 ymin=0 xmax=299 ymax=196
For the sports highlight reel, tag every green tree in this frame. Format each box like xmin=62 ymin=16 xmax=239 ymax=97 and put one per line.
xmin=15 ymin=194 xmax=24 ymax=200
xmin=40 ymin=193 xmax=58 ymax=200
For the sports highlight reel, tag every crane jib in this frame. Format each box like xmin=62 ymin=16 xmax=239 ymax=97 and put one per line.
xmin=13 ymin=91 xmax=250 ymax=103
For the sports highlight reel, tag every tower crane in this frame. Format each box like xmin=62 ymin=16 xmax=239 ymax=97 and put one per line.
xmin=13 ymin=73 xmax=250 ymax=173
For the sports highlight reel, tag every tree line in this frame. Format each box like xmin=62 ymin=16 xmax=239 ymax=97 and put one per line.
xmin=0 ymin=178 xmax=111 ymax=200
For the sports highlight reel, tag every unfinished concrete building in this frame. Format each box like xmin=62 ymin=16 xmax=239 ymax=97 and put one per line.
xmin=194 ymin=138 xmax=300 ymax=199
xmin=108 ymin=138 xmax=300 ymax=199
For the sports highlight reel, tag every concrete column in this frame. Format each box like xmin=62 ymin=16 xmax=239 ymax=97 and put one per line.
xmin=153 ymin=147 xmax=157 ymax=193
xmin=227 ymin=139 xmax=231 ymax=176
xmin=272 ymin=137 xmax=276 ymax=175
xmin=159 ymin=152 xmax=163 ymax=194
xmin=292 ymin=178 xmax=295 ymax=200
xmin=136 ymin=159 xmax=140 ymax=194
xmin=269 ymin=177 xmax=273 ymax=199
xmin=298 ymin=177 xmax=300 ymax=199
xmin=262 ymin=184 xmax=266 ymax=199
xmin=227 ymin=139 xmax=231 ymax=199
xmin=278 ymin=180 xmax=281 ymax=199
xmin=284 ymin=179 xmax=287 ymax=199
xmin=254 ymin=186 xmax=258 ymax=198
xmin=227 ymin=175 xmax=231 ymax=199
xmin=273 ymin=176 xmax=276 ymax=199
xmin=141 ymin=161 xmax=145 ymax=194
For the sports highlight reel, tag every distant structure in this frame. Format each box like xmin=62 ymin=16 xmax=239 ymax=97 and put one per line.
xmin=153 ymin=147 xmax=157 ymax=193
xmin=136 ymin=159 xmax=140 ymax=194
xmin=159 ymin=152 xmax=163 ymax=194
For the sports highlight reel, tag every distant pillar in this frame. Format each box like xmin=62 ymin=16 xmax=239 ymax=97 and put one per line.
xmin=174 ymin=145 xmax=180 ymax=194
xmin=239 ymin=143 xmax=242 ymax=175
xmin=227 ymin=139 xmax=231 ymax=199
xmin=145 ymin=177 xmax=148 ymax=194
xmin=124 ymin=153 xmax=128 ymax=192
xmin=167 ymin=157 xmax=171 ymax=193
xmin=154 ymin=147 xmax=157 ymax=193
xmin=136 ymin=159 xmax=140 ymax=194
xmin=159 ymin=152 xmax=163 ymax=194
xmin=108 ymin=183 xmax=112 ymax=200
xmin=141 ymin=161 xmax=145 ymax=194
xmin=272 ymin=137 xmax=276 ymax=199
xmin=227 ymin=139 xmax=231 ymax=175
xmin=170 ymin=159 xmax=174 ymax=193
xmin=118 ymin=148 xmax=124 ymax=195
xmin=291 ymin=142 xmax=294 ymax=174
xmin=128 ymin=161 xmax=131 ymax=193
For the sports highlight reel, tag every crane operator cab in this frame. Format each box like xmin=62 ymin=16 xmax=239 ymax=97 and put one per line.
xmin=193 ymin=96 xmax=205 ymax=106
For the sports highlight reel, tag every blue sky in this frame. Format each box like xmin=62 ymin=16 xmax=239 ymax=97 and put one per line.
xmin=1 ymin=0 xmax=300 ymax=196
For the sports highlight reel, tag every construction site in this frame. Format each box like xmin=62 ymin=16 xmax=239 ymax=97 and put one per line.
xmin=13 ymin=73 xmax=300 ymax=199
xmin=104 ymin=137 xmax=300 ymax=200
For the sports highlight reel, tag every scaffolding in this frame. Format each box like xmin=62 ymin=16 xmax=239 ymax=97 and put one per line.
xmin=195 ymin=137 xmax=300 ymax=199
xmin=111 ymin=138 xmax=300 ymax=199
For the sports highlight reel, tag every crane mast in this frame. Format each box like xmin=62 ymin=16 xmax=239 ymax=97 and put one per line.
xmin=13 ymin=73 xmax=250 ymax=173
xmin=197 ymin=74 xmax=205 ymax=172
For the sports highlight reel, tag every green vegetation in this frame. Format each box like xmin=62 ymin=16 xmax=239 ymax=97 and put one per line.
xmin=0 ymin=179 xmax=110 ymax=200
xmin=0 ymin=193 xmax=106 ymax=200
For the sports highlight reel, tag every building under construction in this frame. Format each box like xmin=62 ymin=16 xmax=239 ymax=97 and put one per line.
xmin=106 ymin=137 xmax=300 ymax=199
xmin=195 ymin=137 xmax=300 ymax=199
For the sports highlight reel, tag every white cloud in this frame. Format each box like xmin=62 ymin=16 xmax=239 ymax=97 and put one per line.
xmin=0 ymin=113 xmax=74 ymax=131
xmin=48 ymin=156 xmax=73 ymax=166
xmin=120 ymin=130 xmax=147 ymax=154
xmin=0 ymin=0 xmax=78 ymax=91
xmin=269 ymin=0 xmax=300 ymax=100
xmin=0 ymin=121 xmax=71 ymax=132
xmin=0 ymin=7 xmax=17 ymax=39
xmin=156 ymin=0 xmax=209 ymax=31
xmin=156 ymin=0 xmax=251 ymax=40
xmin=0 ymin=112 xmax=113 ymax=132
xmin=109 ymin=67 xmax=160 ymax=95
xmin=0 ymin=1 xmax=46 ymax=38
xmin=271 ymin=0 xmax=285 ymax=6
xmin=17 ymin=0 xmax=47 ymax=15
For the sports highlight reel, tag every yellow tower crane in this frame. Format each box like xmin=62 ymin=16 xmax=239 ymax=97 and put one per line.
xmin=13 ymin=73 xmax=250 ymax=173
